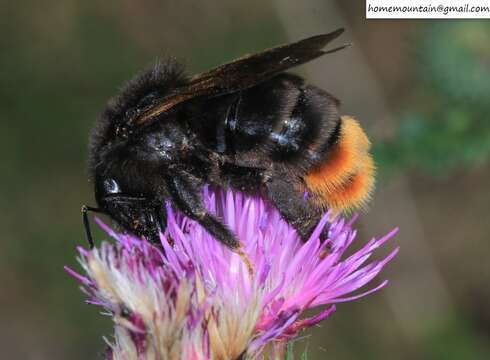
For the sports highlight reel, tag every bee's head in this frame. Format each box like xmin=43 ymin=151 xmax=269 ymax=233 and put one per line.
xmin=93 ymin=175 xmax=165 ymax=244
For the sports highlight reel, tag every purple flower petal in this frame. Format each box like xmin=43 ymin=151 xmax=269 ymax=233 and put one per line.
xmin=67 ymin=186 xmax=398 ymax=359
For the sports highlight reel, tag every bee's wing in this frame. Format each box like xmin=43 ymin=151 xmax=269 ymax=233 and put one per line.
xmin=134 ymin=28 xmax=349 ymax=126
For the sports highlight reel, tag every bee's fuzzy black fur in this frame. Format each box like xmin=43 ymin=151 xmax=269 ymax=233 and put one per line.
xmin=88 ymin=59 xmax=187 ymax=181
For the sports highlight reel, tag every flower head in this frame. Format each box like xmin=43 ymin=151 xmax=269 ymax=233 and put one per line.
xmin=66 ymin=187 xmax=398 ymax=359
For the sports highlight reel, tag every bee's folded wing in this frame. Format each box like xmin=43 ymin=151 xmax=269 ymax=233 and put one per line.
xmin=134 ymin=28 xmax=349 ymax=126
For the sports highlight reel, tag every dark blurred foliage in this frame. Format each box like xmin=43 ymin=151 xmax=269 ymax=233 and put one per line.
xmin=1 ymin=1 xmax=490 ymax=359
xmin=374 ymin=21 xmax=490 ymax=176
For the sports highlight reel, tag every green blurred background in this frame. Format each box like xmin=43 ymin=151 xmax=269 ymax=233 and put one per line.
xmin=1 ymin=1 xmax=490 ymax=359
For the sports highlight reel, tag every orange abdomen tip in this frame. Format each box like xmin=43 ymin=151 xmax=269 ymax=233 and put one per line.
xmin=304 ymin=116 xmax=375 ymax=213
xmin=320 ymin=154 xmax=375 ymax=213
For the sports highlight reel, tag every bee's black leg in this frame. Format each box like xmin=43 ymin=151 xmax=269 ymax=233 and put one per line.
xmin=166 ymin=174 xmax=240 ymax=250
xmin=81 ymin=205 xmax=103 ymax=249
xmin=147 ymin=202 xmax=167 ymax=245
xmin=156 ymin=204 xmax=167 ymax=236
xmin=265 ymin=176 xmax=324 ymax=241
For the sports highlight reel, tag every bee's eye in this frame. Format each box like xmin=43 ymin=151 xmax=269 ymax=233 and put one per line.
xmin=103 ymin=178 xmax=121 ymax=194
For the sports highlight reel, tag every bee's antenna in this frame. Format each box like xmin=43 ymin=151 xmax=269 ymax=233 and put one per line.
xmin=81 ymin=205 xmax=102 ymax=249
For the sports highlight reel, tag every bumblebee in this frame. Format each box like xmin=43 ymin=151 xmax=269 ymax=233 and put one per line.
xmin=83 ymin=28 xmax=374 ymax=252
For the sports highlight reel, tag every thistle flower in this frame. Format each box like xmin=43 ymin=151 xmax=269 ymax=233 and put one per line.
xmin=66 ymin=187 xmax=398 ymax=359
